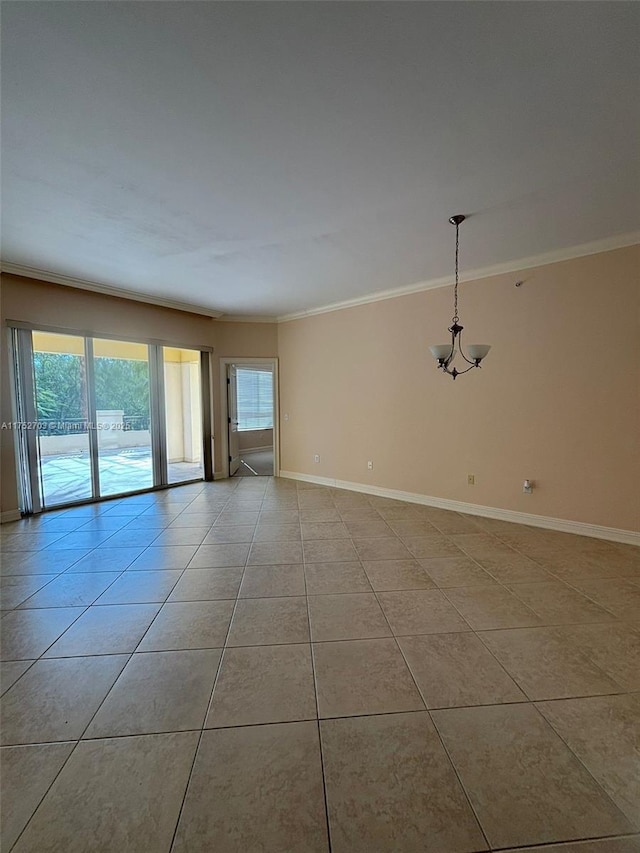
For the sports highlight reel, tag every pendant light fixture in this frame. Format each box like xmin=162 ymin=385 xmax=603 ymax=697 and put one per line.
xmin=429 ymin=215 xmax=490 ymax=379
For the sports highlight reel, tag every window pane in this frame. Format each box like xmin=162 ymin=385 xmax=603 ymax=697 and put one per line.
xmin=236 ymin=368 xmax=273 ymax=431
xmin=93 ymin=338 xmax=153 ymax=496
xmin=32 ymin=331 xmax=92 ymax=507
xmin=163 ymin=347 xmax=204 ymax=483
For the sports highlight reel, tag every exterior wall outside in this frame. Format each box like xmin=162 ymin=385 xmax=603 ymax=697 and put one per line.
xmin=164 ymin=361 xmax=202 ymax=463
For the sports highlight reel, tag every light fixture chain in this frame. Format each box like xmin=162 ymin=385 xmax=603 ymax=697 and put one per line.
xmin=452 ymin=220 xmax=459 ymax=324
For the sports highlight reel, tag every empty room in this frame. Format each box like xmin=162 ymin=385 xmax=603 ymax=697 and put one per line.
xmin=0 ymin=2 xmax=638 ymax=852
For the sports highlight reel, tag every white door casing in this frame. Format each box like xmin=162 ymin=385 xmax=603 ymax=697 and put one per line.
xmin=227 ymin=363 xmax=240 ymax=476
xmin=219 ymin=357 xmax=279 ymax=479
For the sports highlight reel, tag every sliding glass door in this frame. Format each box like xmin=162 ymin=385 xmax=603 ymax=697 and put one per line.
xmin=93 ymin=339 xmax=153 ymax=497
xmin=11 ymin=327 xmax=211 ymax=512
xmin=163 ymin=347 xmax=204 ymax=484
xmin=32 ymin=331 xmax=93 ymax=507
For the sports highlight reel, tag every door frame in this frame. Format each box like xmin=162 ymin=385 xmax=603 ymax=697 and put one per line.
xmin=219 ymin=357 xmax=279 ymax=479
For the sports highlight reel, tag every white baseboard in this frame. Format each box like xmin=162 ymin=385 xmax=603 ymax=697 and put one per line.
xmin=1 ymin=509 xmax=22 ymax=524
xmin=240 ymin=445 xmax=273 ymax=454
xmin=279 ymin=471 xmax=640 ymax=547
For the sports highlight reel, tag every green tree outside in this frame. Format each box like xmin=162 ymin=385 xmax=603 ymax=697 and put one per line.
xmin=33 ymin=354 xmax=150 ymax=430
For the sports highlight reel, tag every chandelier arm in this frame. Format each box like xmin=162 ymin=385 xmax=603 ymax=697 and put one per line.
xmin=459 ymin=353 xmax=477 ymax=366
xmin=455 ymin=328 xmax=478 ymax=366
xmin=439 ymin=328 xmax=456 ymax=368
xmin=445 ymin=327 xmax=457 ymax=367
xmin=441 ymin=362 xmax=477 ymax=378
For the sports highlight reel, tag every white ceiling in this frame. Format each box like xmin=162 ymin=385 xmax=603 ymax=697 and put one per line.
xmin=2 ymin=2 xmax=639 ymax=318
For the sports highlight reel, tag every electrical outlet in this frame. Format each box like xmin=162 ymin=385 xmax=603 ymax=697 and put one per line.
xmin=314 ymin=454 xmax=320 ymax=463
xmin=523 ymin=479 xmax=533 ymax=494
xmin=467 ymin=474 xmax=475 ymax=485
xmin=367 ymin=461 xmax=373 ymax=470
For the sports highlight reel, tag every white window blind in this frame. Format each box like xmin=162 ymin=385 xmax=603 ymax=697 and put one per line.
xmin=236 ymin=367 xmax=273 ymax=431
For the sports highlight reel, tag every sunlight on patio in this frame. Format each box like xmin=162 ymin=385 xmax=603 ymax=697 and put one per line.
xmin=40 ymin=449 xmax=202 ymax=507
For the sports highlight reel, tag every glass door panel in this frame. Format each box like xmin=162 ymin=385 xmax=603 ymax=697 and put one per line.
xmin=163 ymin=347 xmax=204 ymax=484
xmin=13 ymin=330 xmax=210 ymax=513
xmin=31 ymin=331 xmax=93 ymax=507
xmin=93 ymin=339 xmax=153 ymax=497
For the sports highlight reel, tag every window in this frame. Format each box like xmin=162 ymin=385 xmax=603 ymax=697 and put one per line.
xmin=236 ymin=367 xmax=273 ymax=430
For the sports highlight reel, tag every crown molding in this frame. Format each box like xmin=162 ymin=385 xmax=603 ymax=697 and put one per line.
xmin=277 ymin=231 xmax=640 ymax=323
xmin=3 ymin=231 xmax=638 ymax=324
xmin=0 ymin=263 xmax=224 ymax=319
xmin=216 ymin=314 xmax=278 ymax=324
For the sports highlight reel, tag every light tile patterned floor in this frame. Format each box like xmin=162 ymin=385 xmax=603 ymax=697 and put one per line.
xmin=1 ymin=477 xmax=639 ymax=852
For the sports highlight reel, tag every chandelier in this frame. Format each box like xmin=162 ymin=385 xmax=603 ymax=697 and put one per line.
xmin=429 ymin=215 xmax=490 ymax=379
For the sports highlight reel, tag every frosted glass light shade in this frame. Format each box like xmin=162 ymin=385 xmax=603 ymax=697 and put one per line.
xmin=429 ymin=344 xmax=453 ymax=361
xmin=467 ymin=344 xmax=491 ymax=361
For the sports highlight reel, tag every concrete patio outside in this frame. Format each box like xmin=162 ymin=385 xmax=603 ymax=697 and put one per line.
xmin=40 ymin=448 xmax=203 ymax=507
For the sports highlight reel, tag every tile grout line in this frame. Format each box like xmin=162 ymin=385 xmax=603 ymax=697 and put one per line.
xmin=529 ymin=701 xmax=638 ymax=830
xmin=427 ymin=704 xmax=494 ymax=850
xmin=489 ymin=829 xmax=640 ymax=851
xmin=2 ymin=685 xmax=638 ymax=746
xmin=384 ymin=596 xmax=493 ymax=849
xmin=167 ymin=483 xmax=258 ymax=853
xmin=471 ymin=626 xmax=627 ymax=702
xmin=303 ymin=527 xmax=335 ymax=853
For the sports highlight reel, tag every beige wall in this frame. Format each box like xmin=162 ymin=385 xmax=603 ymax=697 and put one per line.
xmin=239 ymin=428 xmax=273 ymax=451
xmin=278 ymin=245 xmax=640 ymax=532
xmin=0 ymin=274 xmax=278 ymax=514
xmin=0 ymin=276 xmax=216 ymax=345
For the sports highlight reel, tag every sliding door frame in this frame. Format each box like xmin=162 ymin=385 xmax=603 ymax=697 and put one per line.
xmin=149 ymin=345 xmax=168 ymax=488
xmin=9 ymin=327 xmax=41 ymax=514
xmin=6 ymin=320 xmax=214 ymax=514
xmin=84 ymin=337 xmax=101 ymax=500
xmin=201 ymin=351 xmax=215 ymax=482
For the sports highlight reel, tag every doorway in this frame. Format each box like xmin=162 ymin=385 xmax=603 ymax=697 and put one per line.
xmin=222 ymin=359 xmax=278 ymax=478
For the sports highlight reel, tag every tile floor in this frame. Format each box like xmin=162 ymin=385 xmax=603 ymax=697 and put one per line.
xmin=233 ymin=448 xmax=274 ymax=477
xmin=1 ymin=477 xmax=639 ymax=852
